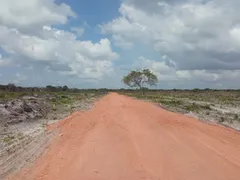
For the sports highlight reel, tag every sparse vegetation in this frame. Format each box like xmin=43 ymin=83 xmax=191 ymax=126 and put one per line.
xmin=219 ymin=117 xmax=225 ymax=123
xmin=0 ymin=84 xmax=106 ymax=128
xmin=185 ymin=103 xmax=211 ymax=112
xmin=3 ymin=135 xmax=15 ymax=144
xmin=119 ymin=89 xmax=240 ymax=130
xmin=234 ymin=114 xmax=239 ymax=120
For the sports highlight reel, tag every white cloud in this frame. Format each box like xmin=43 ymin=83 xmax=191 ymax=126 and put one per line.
xmin=0 ymin=53 xmax=12 ymax=67
xmin=12 ymin=73 xmax=28 ymax=84
xmin=112 ymin=35 xmax=134 ymax=49
xmin=0 ymin=26 xmax=119 ymax=80
xmin=15 ymin=73 xmax=28 ymax=81
xmin=0 ymin=0 xmax=119 ymax=82
xmin=134 ymin=56 xmax=240 ymax=87
xmin=0 ymin=0 xmax=75 ymax=33
xmin=134 ymin=56 xmax=187 ymax=82
xmin=101 ymin=0 xmax=240 ymax=72
xmin=1 ymin=0 xmax=240 ymax=88
xmin=71 ymin=27 xmax=85 ymax=36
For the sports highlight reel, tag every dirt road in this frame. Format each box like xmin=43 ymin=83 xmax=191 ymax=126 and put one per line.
xmin=9 ymin=93 xmax=240 ymax=180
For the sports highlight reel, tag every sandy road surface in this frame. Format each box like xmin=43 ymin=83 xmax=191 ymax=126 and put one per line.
xmin=9 ymin=93 xmax=240 ymax=180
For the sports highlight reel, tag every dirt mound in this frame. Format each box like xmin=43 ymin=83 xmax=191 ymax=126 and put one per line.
xmin=0 ymin=97 xmax=49 ymax=125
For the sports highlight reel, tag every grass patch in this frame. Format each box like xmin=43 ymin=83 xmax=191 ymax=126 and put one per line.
xmin=2 ymin=135 xmax=15 ymax=144
xmin=218 ymin=117 xmax=225 ymax=123
xmin=51 ymin=95 xmax=73 ymax=105
xmin=184 ymin=103 xmax=211 ymax=112
xmin=0 ymin=91 xmax=37 ymax=101
xmin=156 ymin=99 xmax=182 ymax=106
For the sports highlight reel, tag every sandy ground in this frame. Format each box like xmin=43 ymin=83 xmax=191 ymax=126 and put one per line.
xmin=8 ymin=93 xmax=240 ymax=180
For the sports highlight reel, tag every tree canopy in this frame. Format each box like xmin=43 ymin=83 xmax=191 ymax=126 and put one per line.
xmin=123 ymin=69 xmax=158 ymax=93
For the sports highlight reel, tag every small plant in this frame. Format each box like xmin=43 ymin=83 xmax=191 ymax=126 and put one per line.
xmin=185 ymin=103 xmax=200 ymax=112
xmin=17 ymin=133 xmax=25 ymax=140
xmin=52 ymin=103 xmax=57 ymax=111
xmin=229 ymin=119 xmax=234 ymax=124
xmin=219 ymin=117 xmax=225 ymax=123
xmin=202 ymin=105 xmax=211 ymax=110
xmin=206 ymin=111 xmax=210 ymax=115
xmin=234 ymin=114 xmax=238 ymax=120
xmin=3 ymin=135 xmax=15 ymax=144
xmin=42 ymin=122 xmax=48 ymax=129
xmin=0 ymin=92 xmax=5 ymax=99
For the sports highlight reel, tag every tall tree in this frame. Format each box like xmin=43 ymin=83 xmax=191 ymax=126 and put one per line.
xmin=123 ymin=69 xmax=158 ymax=94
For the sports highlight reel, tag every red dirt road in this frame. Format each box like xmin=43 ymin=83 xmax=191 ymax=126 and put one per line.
xmin=9 ymin=93 xmax=240 ymax=180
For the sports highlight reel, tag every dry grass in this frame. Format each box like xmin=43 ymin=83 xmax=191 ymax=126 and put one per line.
xmin=120 ymin=90 xmax=240 ymax=130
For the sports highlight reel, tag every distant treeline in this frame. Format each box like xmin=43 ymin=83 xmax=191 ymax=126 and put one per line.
xmin=118 ymin=88 xmax=240 ymax=92
xmin=0 ymin=84 xmax=239 ymax=93
xmin=0 ymin=84 xmax=125 ymax=93
xmin=0 ymin=84 xmax=110 ymax=93
xmin=0 ymin=84 xmax=43 ymax=92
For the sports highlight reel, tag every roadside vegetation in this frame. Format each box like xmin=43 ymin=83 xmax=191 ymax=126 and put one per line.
xmin=119 ymin=89 xmax=240 ymax=130
xmin=0 ymin=85 xmax=107 ymax=124
xmin=0 ymin=84 xmax=107 ymax=151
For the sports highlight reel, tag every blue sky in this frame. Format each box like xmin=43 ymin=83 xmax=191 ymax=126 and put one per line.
xmin=0 ymin=0 xmax=240 ymax=89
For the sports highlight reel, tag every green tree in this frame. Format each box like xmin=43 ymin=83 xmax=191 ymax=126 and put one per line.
xmin=123 ymin=69 xmax=158 ymax=94
xmin=62 ymin=85 xmax=69 ymax=92
xmin=46 ymin=85 xmax=57 ymax=92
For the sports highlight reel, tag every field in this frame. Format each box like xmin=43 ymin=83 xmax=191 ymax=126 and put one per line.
xmin=120 ymin=89 xmax=240 ymax=130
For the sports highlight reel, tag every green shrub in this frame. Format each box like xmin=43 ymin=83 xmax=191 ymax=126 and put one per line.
xmin=234 ymin=114 xmax=239 ymax=120
xmin=219 ymin=117 xmax=225 ymax=123
xmin=3 ymin=135 xmax=15 ymax=144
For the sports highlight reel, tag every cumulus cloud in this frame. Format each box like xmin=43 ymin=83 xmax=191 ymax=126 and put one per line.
xmin=0 ymin=0 xmax=76 ymax=33
xmin=9 ymin=73 xmax=28 ymax=84
xmin=134 ymin=56 xmax=187 ymax=82
xmin=1 ymin=0 xmax=240 ymax=88
xmin=101 ymin=0 xmax=240 ymax=73
xmin=0 ymin=0 xmax=119 ymax=82
xmin=134 ymin=56 xmax=240 ymax=88
xmin=0 ymin=53 xmax=12 ymax=67
xmin=0 ymin=26 xmax=119 ymax=80
xmin=112 ymin=35 xmax=134 ymax=49
xmin=71 ymin=27 xmax=85 ymax=36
